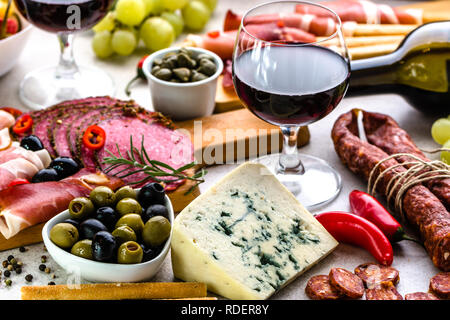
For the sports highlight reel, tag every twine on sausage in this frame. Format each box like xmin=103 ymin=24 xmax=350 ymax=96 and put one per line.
xmin=367 ymin=149 xmax=450 ymax=220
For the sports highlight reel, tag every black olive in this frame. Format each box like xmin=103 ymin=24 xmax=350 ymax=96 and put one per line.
xmin=138 ymin=183 xmax=165 ymax=208
xmin=140 ymin=243 xmax=162 ymax=262
xmin=94 ymin=207 xmax=120 ymax=231
xmin=50 ymin=157 xmax=80 ymax=179
xmin=20 ymin=135 xmax=44 ymax=151
xmin=63 ymin=218 xmax=81 ymax=230
xmin=31 ymin=168 xmax=59 ymax=183
xmin=79 ymin=219 xmax=108 ymax=240
xmin=142 ymin=204 xmax=169 ymax=223
xmin=92 ymin=231 xmax=117 ymax=262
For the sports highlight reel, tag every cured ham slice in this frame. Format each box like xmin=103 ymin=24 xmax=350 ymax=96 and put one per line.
xmin=295 ymin=0 xmax=423 ymax=25
xmin=0 ymin=158 xmax=39 ymax=189
xmin=0 ymin=182 xmax=88 ymax=239
xmin=0 ymin=144 xmax=44 ymax=170
xmin=0 ymin=110 xmax=15 ymax=130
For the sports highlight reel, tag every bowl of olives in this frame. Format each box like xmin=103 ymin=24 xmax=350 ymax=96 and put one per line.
xmin=42 ymin=183 xmax=174 ymax=283
xmin=142 ymin=47 xmax=223 ymax=121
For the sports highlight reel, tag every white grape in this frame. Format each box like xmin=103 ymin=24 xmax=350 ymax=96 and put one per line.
xmin=431 ymin=118 xmax=450 ymax=145
xmin=197 ymin=0 xmax=217 ymax=11
xmin=160 ymin=11 xmax=184 ymax=37
xmin=182 ymin=0 xmax=211 ymax=31
xmin=92 ymin=31 xmax=114 ymax=59
xmin=143 ymin=0 xmax=164 ymax=15
xmin=162 ymin=0 xmax=188 ymax=11
xmin=140 ymin=17 xmax=175 ymax=52
xmin=111 ymin=29 xmax=137 ymax=56
xmin=115 ymin=0 xmax=146 ymax=26
xmin=441 ymin=140 xmax=450 ymax=164
xmin=93 ymin=12 xmax=116 ymax=33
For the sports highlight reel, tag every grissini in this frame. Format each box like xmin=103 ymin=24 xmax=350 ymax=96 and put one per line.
xmin=348 ymin=43 xmax=399 ymax=60
xmin=318 ymin=35 xmax=404 ymax=48
xmin=21 ymin=282 xmax=207 ymax=300
xmin=343 ymin=22 xmax=418 ymax=37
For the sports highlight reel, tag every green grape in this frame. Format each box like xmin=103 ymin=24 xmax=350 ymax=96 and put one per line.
xmin=182 ymin=0 xmax=211 ymax=31
xmin=93 ymin=12 xmax=116 ymax=33
xmin=140 ymin=17 xmax=175 ymax=52
xmin=431 ymin=118 xmax=450 ymax=145
xmin=115 ymin=0 xmax=146 ymax=26
xmin=441 ymin=140 xmax=450 ymax=164
xmin=160 ymin=11 xmax=184 ymax=37
xmin=143 ymin=0 xmax=164 ymax=15
xmin=197 ymin=0 xmax=217 ymax=11
xmin=92 ymin=31 xmax=114 ymax=59
xmin=111 ymin=29 xmax=137 ymax=56
xmin=162 ymin=0 xmax=188 ymax=11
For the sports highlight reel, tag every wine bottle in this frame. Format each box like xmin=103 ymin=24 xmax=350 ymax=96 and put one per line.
xmin=347 ymin=22 xmax=450 ymax=115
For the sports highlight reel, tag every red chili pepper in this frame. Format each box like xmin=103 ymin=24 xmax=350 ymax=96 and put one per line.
xmin=277 ymin=20 xmax=285 ymax=28
xmin=349 ymin=190 xmax=421 ymax=244
xmin=125 ymin=55 xmax=149 ymax=96
xmin=7 ymin=178 xmax=30 ymax=187
xmin=1 ymin=107 xmax=23 ymax=118
xmin=315 ymin=211 xmax=394 ymax=266
xmin=207 ymin=30 xmax=220 ymax=38
xmin=13 ymin=114 xmax=33 ymax=134
xmin=82 ymin=125 xmax=106 ymax=150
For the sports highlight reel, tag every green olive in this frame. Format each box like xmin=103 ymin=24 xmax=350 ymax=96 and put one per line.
xmin=115 ymin=214 xmax=144 ymax=236
xmin=111 ymin=226 xmax=137 ymax=245
xmin=89 ymin=186 xmax=116 ymax=208
xmin=50 ymin=223 xmax=79 ymax=249
xmin=114 ymin=186 xmax=137 ymax=203
xmin=70 ymin=239 xmax=93 ymax=260
xmin=116 ymin=198 xmax=142 ymax=216
xmin=117 ymin=241 xmax=143 ymax=264
xmin=69 ymin=197 xmax=94 ymax=219
xmin=142 ymin=216 xmax=171 ymax=247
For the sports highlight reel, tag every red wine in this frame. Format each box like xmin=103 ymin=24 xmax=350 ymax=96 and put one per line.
xmin=14 ymin=0 xmax=114 ymax=33
xmin=233 ymin=45 xmax=350 ymax=126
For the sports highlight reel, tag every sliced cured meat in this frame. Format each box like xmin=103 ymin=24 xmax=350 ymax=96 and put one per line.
xmin=429 ymin=272 xmax=450 ymax=299
xmin=329 ymin=267 xmax=364 ymax=298
xmin=354 ymin=263 xmax=400 ymax=288
xmin=0 ymin=144 xmax=44 ymax=170
xmin=365 ymin=282 xmax=403 ymax=300
xmin=404 ymin=292 xmax=439 ymax=300
xmin=305 ymin=275 xmax=342 ymax=300
xmin=0 ymin=181 xmax=88 ymax=239
xmin=95 ymin=117 xmax=193 ymax=189
xmin=0 ymin=158 xmax=39 ymax=189
xmin=62 ymin=167 xmax=124 ymax=191
xmin=0 ymin=110 xmax=15 ymax=130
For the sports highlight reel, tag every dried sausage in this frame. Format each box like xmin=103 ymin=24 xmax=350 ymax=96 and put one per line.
xmin=429 ymin=272 xmax=450 ymax=299
xmin=354 ymin=263 xmax=400 ymax=288
xmin=329 ymin=268 xmax=364 ymax=298
xmin=305 ymin=275 xmax=342 ymax=300
xmin=365 ymin=283 xmax=403 ymax=300
xmin=405 ymin=292 xmax=439 ymax=300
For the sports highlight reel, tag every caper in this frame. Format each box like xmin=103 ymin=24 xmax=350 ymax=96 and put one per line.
xmin=154 ymin=68 xmax=172 ymax=81
xmin=191 ymin=71 xmax=208 ymax=82
xmin=112 ymin=226 xmax=137 ymax=245
xmin=197 ymin=59 xmax=217 ymax=76
xmin=114 ymin=186 xmax=137 ymax=203
xmin=69 ymin=197 xmax=94 ymax=219
xmin=142 ymin=216 xmax=171 ymax=247
xmin=196 ymin=53 xmax=215 ymax=62
xmin=160 ymin=56 xmax=177 ymax=69
xmin=173 ymin=68 xmax=191 ymax=82
xmin=153 ymin=58 xmax=163 ymax=66
xmin=71 ymin=239 xmax=93 ymax=260
xmin=50 ymin=223 xmax=79 ymax=249
xmin=89 ymin=186 xmax=116 ymax=208
xmin=116 ymin=198 xmax=142 ymax=216
xmin=151 ymin=65 xmax=161 ymax=75
xmin=179 ymin=47 xmax=192 ymax=57
xmin=171 ymin=78 xmax=180 ymax=83
xmin=163 ymin=51 xmax=176 ymax=59
xmin=117 ymin=241 xmax=143 ymax=264
xmin=115 ymin=214 xmax=144 ymax=236
xmin=176 ymin=53 xmax=196 ymax=69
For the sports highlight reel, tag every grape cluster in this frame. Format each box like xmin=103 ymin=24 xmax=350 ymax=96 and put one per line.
xmin=431 ymin=115 xmax=450 ymax=164
xmin=92 ymin=0 xmax=217 ymax=58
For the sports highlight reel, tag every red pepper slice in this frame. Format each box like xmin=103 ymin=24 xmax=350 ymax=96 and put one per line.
xmin=82 ymin=125 xmax=106 ymax=150
xmin=7 ymin=178 xmax=30 ymax=187
xmin=277 ymin=20 xmax=285 ymax=28
xmin=349 ymin=190 xmax=420 ymax=244
xmin=207 ymin=30 xmax=220 ymax=38
xmin=315 ymin=211 xmax=394 ymax=266
xmin=12 ymin=114 xmax=33 ymax=134
xmin=1 ymin=107 xmax=23 ymax=118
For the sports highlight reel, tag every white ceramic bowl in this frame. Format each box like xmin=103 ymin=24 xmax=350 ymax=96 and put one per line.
xmin=0 ymin=16 xmax=32 ymax=77
xmin=143 ymin=46 xmax=224 ymax=121
xmin=42 ymin=195 xmax=174 ymax=283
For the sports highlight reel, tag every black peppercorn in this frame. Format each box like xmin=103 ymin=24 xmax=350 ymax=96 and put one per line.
xmin=39 ymin=264 xmax=46 ymax=271
xmin=15 ymin=267 xmax=22 ymax=274
xmin=4 ymin=270 xmax=11 ymax=277
xmin=5 ymin=279 xmax=12 ymax=286
xmin=19 ymin=246 xmax=27 ymax=253
xmin=7 ymin=255 xmax=14 ymax=262
xmin=48 ymin=281 xmax=56 ymax=286
xmin=2 ymin=260 xmax=8 ymax=268
xmin=25 ymin=274 xmax=33 ymax=282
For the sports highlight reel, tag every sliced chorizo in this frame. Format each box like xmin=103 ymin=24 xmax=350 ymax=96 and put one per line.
xmin=354 ymin=263 xmax=400 ymax=288
xmin=305 ymin=275 xmax=342 ymax=300
xmin=429 ymin=272 xmax=450 ymax=299
xmin=365 ymin=283 xmax=403 ymax=300
xmin=329 ymin=268 xmax=364 ymax=299
xmin=405 ymin=292 xmax=439 ymax=300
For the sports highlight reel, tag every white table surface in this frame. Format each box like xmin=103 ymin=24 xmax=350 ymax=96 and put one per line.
xmin=0 ymin=0 xmax=444 ymax=300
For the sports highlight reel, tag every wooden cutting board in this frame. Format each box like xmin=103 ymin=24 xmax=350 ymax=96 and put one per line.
xmin=214 ymin=0 xmax=450 ymax=112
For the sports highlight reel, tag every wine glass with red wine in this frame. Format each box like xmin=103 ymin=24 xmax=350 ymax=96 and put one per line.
xmin=232 ymin=1 xmax=350 ymax=209
xmin=14 ymin=0 xmax=115 ymax=109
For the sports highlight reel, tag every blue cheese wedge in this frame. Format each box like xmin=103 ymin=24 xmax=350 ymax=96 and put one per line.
xmin=171 ymin=163 xmax=338 ymax=300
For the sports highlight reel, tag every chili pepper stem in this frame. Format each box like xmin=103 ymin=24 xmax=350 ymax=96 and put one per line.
xmin=401 ymin=234 xmax=424 ymax=246
xmin=125 ymin=75 xmax=140 ymax=96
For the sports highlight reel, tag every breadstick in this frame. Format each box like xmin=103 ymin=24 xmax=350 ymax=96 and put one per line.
xmin=349 ymin=43 xmax=399 ymax=60
xmin=160 ymin=297 xmax=218 ymax=300
xmin=343 ymin=22 xmax=418 ymax=37
xmin=318 ymin=35 xmax=404 ymax=48
xmin=21 ymin=282 xmax=207 ymax=300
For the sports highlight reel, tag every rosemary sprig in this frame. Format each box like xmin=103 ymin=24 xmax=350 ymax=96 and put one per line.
xmin=101 ymin=135 xmax=206 ymax=195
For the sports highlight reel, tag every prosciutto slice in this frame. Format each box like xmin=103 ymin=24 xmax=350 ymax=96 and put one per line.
xmin=0 ymin=110 xmax=15 ymax=130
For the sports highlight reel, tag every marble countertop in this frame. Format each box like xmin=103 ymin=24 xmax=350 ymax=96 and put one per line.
xmin=0 ymin=0 xmax=444 ymax=300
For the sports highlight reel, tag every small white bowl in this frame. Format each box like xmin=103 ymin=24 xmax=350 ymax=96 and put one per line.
xmin=0 ymin=16 xmax=33 ymax=77
xmin=143 ymin=46 xmax=223 ymax=121
xmin=42 ymin=195 xmax=174 ymax=283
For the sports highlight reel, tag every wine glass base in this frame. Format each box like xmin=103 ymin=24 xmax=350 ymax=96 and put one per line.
xmin=18 ymin=65 xmax=115 ymax=110
xmin=252 ymin=153 xmax=342 ymax=210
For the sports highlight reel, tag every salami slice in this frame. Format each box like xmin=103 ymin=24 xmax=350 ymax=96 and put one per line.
xmin=354 ymin=263 xmax=400 ymax=288
xmin=429 ymin=272 xmax=450 ymax=299
xmin=305 ymin=275 xmax=342 ymax=300
xmin=329 ymin=268 xmax=364 ymax=298
xmin=365 ymin=283 xmax=403 ymax=300
xmin=404 ymin=292 xmax=439 ymax=300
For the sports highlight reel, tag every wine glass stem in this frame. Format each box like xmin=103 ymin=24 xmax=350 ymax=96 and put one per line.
xmin=55 ymin=33 xmax=79 ymax=80
xmin=277 ymin=126 xmax=305 ymax=175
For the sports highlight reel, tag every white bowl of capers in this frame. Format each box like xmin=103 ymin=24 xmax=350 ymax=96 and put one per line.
xmin=143 ymin=47 xmax=223 ymax=121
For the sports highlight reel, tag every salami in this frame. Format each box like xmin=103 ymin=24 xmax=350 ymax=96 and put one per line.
xmin=354 ymin=263 xmax=400 ymax=288
xmin=429 ymin=272 xmax=450 ymax=299
xmin=332 ymin=110 xmax=450 ymax=271
xmin=365 ymin=283 xmax=403 ymax=300
xmin=305 ymin=275 xmax=342 ymax=300
xmin=404 ymin=292 xmax=439 ymax=300
xmin=329 ymin=268 xmax=364 ymax=298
